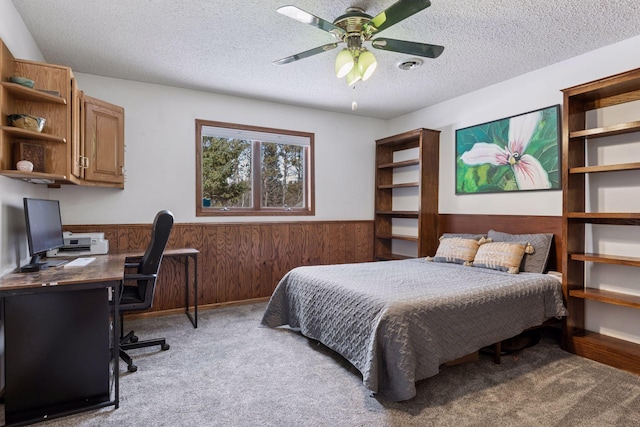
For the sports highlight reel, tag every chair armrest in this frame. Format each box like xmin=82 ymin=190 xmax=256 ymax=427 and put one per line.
xmin=124 ymin=255 xmax=143 ymax=269
xmin=124 ymin=273 xmax=157 ymax=282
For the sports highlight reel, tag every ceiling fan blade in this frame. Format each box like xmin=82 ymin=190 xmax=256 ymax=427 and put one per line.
xmin=277 ymin=6 xmax=346 ymax=37
xmin=364 ymin=0 xmax=431 ymax=35
xmin=372 ymin=38 xmax=444 ymax=58
xmin=273 ymin=43 xmax=339 ymax=65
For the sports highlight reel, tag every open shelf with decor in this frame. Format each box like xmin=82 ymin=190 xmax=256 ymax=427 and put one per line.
xmin=0 ymin=40 xmax=73 ymax=184
xmin=561 ymin=66 xmax=640 ymax=375
xmin=374 ymin=128 xmax=439 ymax=261
xmin=0 ymin=38 xmax=125 ymax=188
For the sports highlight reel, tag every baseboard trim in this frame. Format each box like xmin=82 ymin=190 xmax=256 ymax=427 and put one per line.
xmin=124 ymin=297 xmax=271 ymax=320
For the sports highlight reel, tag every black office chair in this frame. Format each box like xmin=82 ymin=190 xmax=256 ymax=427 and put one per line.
xmin=119 ymin=210 xmax=174 ymax=373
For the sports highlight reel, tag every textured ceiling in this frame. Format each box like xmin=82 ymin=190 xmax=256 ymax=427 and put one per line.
xmin=11 ymin=0 xmax=640 ymax=119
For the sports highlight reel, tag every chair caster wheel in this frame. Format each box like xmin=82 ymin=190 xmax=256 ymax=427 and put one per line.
xmin=131 ymin=336 xmax=139 ymax=343
xmin=161 ymin=343 xmax=170 ymax=351
xmin=128 ymin=364 xmax=138 ymax=373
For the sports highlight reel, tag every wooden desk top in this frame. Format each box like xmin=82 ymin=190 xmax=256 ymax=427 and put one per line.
xmin=165 ymin=248 xmax=199 ymax=256
xmin=0 ymin=248 xmax=198 ymax=293
xmin=0 ymin=253 xmax=127 ymax=292
xmin=118 ymin=248 xmax=199 ymax=258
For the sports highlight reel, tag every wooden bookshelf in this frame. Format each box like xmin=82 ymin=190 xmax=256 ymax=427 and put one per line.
xmin=374 ymin=129 xmax=439 ymax=260
xmin=561 ymin=66 xmax=640 ymax=375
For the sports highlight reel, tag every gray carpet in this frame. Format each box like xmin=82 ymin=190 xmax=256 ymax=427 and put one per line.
xmin=13 ymin=303 xmax=640 ymax=426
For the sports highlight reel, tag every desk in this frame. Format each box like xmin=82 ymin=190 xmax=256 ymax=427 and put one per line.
xmin=0 ymin=254 xmax=125 ymax=427
xmin=123 ymin=248 xmax=199 ymax=328
xmin=164 ymin=248 xmax=199 ymax=328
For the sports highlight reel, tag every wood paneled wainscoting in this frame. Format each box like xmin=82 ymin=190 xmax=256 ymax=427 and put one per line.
xmin=65 ymin=221 xmax=374 ymax=315
xmin=66 ymin=214 xmax=561 ymax=317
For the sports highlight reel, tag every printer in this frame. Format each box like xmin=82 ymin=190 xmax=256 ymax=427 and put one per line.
xmin=46 ymin=231 xmax=109 ymax=257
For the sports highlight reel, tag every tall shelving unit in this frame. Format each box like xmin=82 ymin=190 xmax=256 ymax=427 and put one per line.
xmin=374 ymin=128 xmax=440 ymax=260
xmin=561 ymin=67 xmax=640 ymax=374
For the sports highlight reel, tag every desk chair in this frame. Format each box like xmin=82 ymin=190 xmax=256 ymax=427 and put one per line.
xmin=119 ymin=210 xmax=174 ymax=372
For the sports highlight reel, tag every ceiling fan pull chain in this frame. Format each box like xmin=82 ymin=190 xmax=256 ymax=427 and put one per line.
xmin=352 ymin=85 xmax=358 ymax=111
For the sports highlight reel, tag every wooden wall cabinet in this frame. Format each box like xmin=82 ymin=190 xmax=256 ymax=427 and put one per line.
xmin=0 ymin=39 xmax=124 ymax=188
xmin=374 ymin=128 xmax=440 ymax=260
xmin=74 ymin=92 xmax=124 ymax=187
xmin=561 ymin=67 xmax=640 ymax=374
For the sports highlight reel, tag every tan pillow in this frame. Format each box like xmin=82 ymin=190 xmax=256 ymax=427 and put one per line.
xmin=428 ymin=237 xmax=482 ymax=265
xmin=472 ymin=241 xmax=533 ymax=274
xmin=487 ymin=230 xmax=553 ymax=273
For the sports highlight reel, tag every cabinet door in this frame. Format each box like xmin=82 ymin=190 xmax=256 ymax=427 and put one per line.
xmin=71 ymin=85 xmax=83 ymax=180
xmin=83 ymin=95 xmax=124 ymax=184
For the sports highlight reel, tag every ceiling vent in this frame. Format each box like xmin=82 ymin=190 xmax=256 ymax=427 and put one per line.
xmin=397 ymin=58 xmax=423 ymax=70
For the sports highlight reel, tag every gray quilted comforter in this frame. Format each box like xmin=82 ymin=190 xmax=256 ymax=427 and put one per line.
xmin=261 ymin=258 xmax=567 ymax=401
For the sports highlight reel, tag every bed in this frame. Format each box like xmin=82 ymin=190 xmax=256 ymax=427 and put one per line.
xmin=261 ymin=220 xmax=567 ymax=401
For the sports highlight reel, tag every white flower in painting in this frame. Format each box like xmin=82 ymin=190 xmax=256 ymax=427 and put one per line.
xmin=460 ymin=111 xmax=551 ymax=190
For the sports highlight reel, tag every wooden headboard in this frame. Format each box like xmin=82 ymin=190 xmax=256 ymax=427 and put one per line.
xmin=438 ymin=214 xmax=563 ymax=273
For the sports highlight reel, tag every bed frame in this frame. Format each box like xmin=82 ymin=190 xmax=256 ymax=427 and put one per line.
xmin=438 ymin=214 xmax=563 ymax=364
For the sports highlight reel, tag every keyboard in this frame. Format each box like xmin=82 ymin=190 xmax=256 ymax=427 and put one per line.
xmin=46 ymin=259 xmax=69 ymax=267
xmin=64 ymin=257 xmax=96 ymax=268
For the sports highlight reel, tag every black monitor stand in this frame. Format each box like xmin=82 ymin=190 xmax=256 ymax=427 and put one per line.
xmin=20 ymin=253 xmax=67 ymax=273
xmin=20 ymin=254 xmax=48 ymax=273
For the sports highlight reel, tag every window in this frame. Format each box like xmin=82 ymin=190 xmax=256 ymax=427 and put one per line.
xmin=196 ymin=120 xmax=314 ymax=216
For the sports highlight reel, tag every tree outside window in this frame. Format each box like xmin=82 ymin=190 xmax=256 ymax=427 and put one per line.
xmin=196 ymin=120 xmax=314 ymax=216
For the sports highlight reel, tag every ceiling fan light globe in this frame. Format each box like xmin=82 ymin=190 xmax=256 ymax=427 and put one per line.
xmin=335 ymin=49 xmax=355 ymax=78
xmin=358 ymin=50 xmax=377 ymax=81
xmin=346 ymin=66 xmax=361 ymax=86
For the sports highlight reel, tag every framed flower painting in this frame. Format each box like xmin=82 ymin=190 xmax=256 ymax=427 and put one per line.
xmin=455 ymin=105 xmax=561 ymax=194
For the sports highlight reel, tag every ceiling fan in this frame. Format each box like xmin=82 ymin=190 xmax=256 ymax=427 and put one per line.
xmin=273 ymin=0 xmax=444 ymax=86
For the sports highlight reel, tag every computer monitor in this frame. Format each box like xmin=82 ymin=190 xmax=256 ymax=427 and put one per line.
xmin=22 ymin=198 xmax=65 ymax=272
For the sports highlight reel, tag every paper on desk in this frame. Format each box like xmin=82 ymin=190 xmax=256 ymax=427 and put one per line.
xmin=64 ymin=257 xmax=96 ymax=267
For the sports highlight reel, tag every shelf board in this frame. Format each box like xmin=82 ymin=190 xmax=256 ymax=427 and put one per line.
xmin=0 ymin=169 xmax=67 ymax=183
xmin=378 ymin=182 xmax=419 ymax=189
xmin=563 ymin=68 xmax=640 ymax=106
xmin=566 ymin=212 xmax=640 ymax=224
xmin=375 ymin=210 xmax=419 ymax=218
xmin=565 ymin=329 xmax=640 ymax=375
xmin=378 ymin=159 xmax=420 ymax=169
xmin=375 ymin=253 xmax=416 ymax=261
xmin=1 ymin=126 xmax=66 ymax=143
xmin=376 ymin=129 xmax=424 ymax=147
xmin=376 ymin=234 xmax=419 ymax=242
xmin=569 ymin=120 xmax=640 ymax=139
xmin=570 ymin=162 xmax=640 ymax=174
xmin=570 ymin=252 xmax=640 ymax=267
xmin=570 ymin=288 xmax=640 ymax=309
xmin=1 ymin=81 xmax=67 ymax=104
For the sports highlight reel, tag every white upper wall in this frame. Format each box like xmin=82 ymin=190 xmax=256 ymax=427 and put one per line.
xmin=0 ymin=0 xmax=43 ymax=61
xmin=0 ymin=0 xmax=49 ymax=275
xmin=387 ymin=34 xmax=640 ymax=217
xmin=54 ymin=74 xmax=386 ymax=224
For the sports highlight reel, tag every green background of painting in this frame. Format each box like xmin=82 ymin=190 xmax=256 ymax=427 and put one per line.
xmin=455 ymin=105 xmax=560 ymax=194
